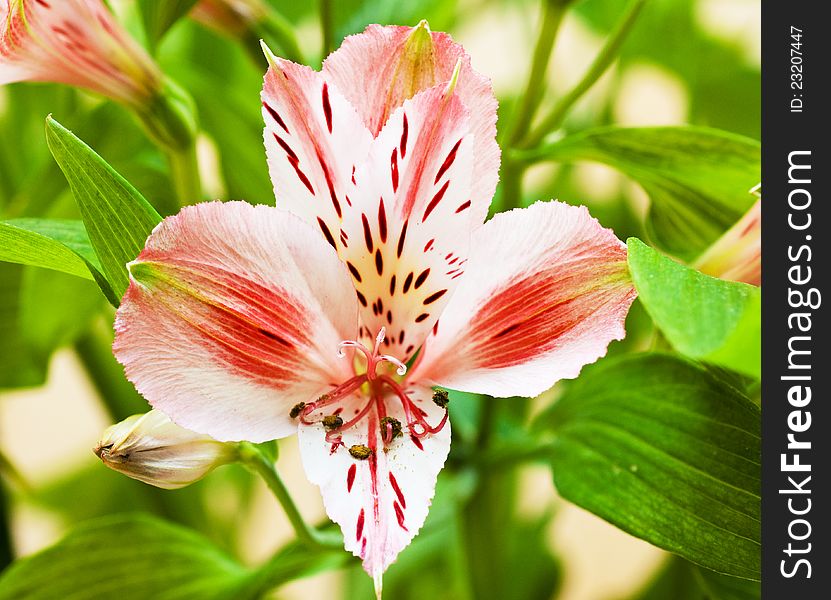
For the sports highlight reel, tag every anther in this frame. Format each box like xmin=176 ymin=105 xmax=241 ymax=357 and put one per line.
xmin=289 ymin=402 xmax=306 ymax=419
xmin=380 ymin=416 xmax=403 ymax=442
xmin=322 ymin=414 xmax=344 ymax=430
xmin=349 ymin=444 xmax=373 ymax=460
xmin=432 ymin=389 xmax=449 ymax=408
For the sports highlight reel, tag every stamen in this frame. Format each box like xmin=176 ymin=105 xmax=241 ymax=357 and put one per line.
xmin=349 ymin=444 xmax=373 ymax=460
xmin=322 ymin=414 xmax=344 ymax=429
xmin=295 ymin=374 xmax=367 ymax=424
xmin=337 ymin=328 xmax=408 ymax=379
xmin=374 ymin=327 xmax=387 ymax=354
xmin=378 ymin=354 xmax=408 ymax=376
xmin=432 ymin=389 xmax=450 ymax=408
xmin=380 ymin=416 xmax=403 ymax=443
xmin=289 ymin=402 xmax=306 ymax=419
xmin=377 ymin=375 xmax=449 ymax=439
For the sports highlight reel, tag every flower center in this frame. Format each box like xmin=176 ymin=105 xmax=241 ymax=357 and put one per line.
xmin=289 ymin=328 xmax=449 ymax=456
xmin=338 ymin=327 xmax=408 ymax=381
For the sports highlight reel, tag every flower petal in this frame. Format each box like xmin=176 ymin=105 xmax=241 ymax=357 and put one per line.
xmin=298 ymin=385 xmax=450 ymax=584
xmin=114 ymin=202 xmax=358 ymax=443
xmin=411 ymin=201 xmax=637 ymax=398
xmin=694 ymin=197 xmax=761 ymax=286
xmin=1 ymin=0 xmax=162 ymax=105
xmin=340 ymin=83 xmax=474 ymax=359
xmin=323 ymin=23 xmax=500 ymax=224
xmin=262 ymin=55 xmax=373 ymax=248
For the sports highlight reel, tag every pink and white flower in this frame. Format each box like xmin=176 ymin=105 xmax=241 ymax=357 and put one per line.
xmin=113 ymin=23 xmax=636 ymax=593
xmin=695 ymin=187 xmax=761 ymax=286
xmin=1 ymin=0 xmax=162 ymax=106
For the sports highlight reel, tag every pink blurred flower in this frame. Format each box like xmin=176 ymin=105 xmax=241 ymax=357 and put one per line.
xmin=112 ymin=23 xmax=636 ymax=593
xmin=695 ymin=186 xmax=761 ymax=286
xmin=1 ymin=0 xmax=162 ymax=107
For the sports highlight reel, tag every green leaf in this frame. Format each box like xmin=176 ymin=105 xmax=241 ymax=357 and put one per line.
xmin=622 ymin=557 xmax=705 ymax=600
xmin=623 ymin=557 xmax=760 ymax=600
xmin=19 ymin=268 xmax=103 ymax=360
xmin=526 ymin=127 xmax=760 ymax=258
xmin=139 ymin=0 xmax=200 ymax=49
xmin=45 ymin=117 xmax=162 ymax=305
xmin=0 ymin=264 xmax=46 ymax=388
xmin=0 ymin=514 xmax=248 ymax=600
xmin=627 ymin=238 xmax=760 ymax=378
xmin=537 ymin=353 xmax=760 ymax=581
xmin=695 ymin=566 xmax=761 ymax=600
xmin=237 ymin=542 xmax=350 ymax=598
xmin=0 ymin=219 xmax=100 ymax=280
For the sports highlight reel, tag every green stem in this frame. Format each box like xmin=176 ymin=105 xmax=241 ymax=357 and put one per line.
xmin=166 ymin=143 xmax=202 ymax=208
xmin=498 ymin=159 xmax=526 ymax=211
xmin=320 ymin=0 xmax=334 ymax=58
xmin=460 ymin=397 xmax=512 ymax=599
xmin=239 ymin=443 xmax=341 ymax=550
xmin=74 ymin=316 xmax=148 ymax=421
xmin=523 ymin=0 xmax=648 ymax=148
xmin=504 ymin=0 xmax=568 ymax=147
xmin=0 ymin=480 xmax=11 ymax=570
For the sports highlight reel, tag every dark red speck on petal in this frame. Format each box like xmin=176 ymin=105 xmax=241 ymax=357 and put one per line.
xmin=347 ymin=464 xmax=357 ymax=492
xmin=321 ymin=83 xmax=333 ymax=132
xmin=389 ymin=472 xmax=406 ymax=508
xmin=356 ymin=508 xmax=365 ymax=540
xmin=394 ymin=502 xmax=408 ymax=531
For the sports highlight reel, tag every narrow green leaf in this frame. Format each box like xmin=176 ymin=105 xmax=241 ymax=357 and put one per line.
xmin=0 ymin=219 xmax=100 ymax=280
xmin=45 ymin=117 xmax=162 ymax=304
xmin=0 ymin=514 xmax=248 ymax=600
xmin=627 ymin=237 xmax=760 ymax=377
xmin=139 ymin=0 xmax=200 ymax=49
xmin=537 ymin=353 xmax=760 ymax=580
xmin=525 ymin=127 xmax=760 ymax=258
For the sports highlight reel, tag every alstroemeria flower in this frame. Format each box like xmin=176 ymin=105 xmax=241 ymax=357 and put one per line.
xmin=1 ymin=0 xmax=162 ymax=106
xmin=113 ymin=23 xmax=636 ymax=592
xmin=695 ymin=187 xmax=761 ymax=286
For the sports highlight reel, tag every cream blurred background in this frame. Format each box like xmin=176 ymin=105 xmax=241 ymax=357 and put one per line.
xmin=0 ymin=0 xmax=760 ymax=598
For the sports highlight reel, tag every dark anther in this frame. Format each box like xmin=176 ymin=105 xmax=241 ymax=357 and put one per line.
xmin=432 ymin=389 xmax=450 ymax=408
xmin=349 ymin=444 xmax=373 ymax=460
xmin=380 ymin=416 xmax=403 ymax=440
xmin=289 ymin=402 xmax=306 ymax=418
xmin=322 ymin=414 xmax=344 ymax=429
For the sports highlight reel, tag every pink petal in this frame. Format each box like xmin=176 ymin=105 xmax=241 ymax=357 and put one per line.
xmin=1 ymin=0 xmax=162 ymax=105
xmin=113 ymin=202 xmax=358 ymax=443
xmin=411 ymin=201 xmax=637 ymax=398
xmin=694 ymin=198 xmax=761 ymax=286
xmin=340 ymin=83 xmax=474 ymax=360
xmin=262 ymin=55 xmax=373 ymax=249
xmin=297 ymin=384 xmax=450 ymax=586
xmin=322 ymin=23 xmax=500 ymax=224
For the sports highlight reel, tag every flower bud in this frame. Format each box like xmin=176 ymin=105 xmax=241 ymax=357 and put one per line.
xmin=694 ymin=187 xmax=761 ymax=286
xmin=94 ymin=410 xmax=236 ymax=489
xmin=1 ymin=0 xmax=162 ymax=106
xmin=1 ymin=0 xmax=197 ymax=151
